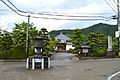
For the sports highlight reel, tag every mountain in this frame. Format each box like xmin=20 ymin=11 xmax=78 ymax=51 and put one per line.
xmin=81 ymin=23 xmax=117 ymax=36
xmin=49 ymin=23 xmax=117 ymax=38
xmin=49 ymin=29 xmax=73 ymax=39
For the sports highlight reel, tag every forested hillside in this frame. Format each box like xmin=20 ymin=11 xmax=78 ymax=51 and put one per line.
xmin=81 ymin=23 xmax=117 ymax=36
xmin=49 ymin=23 xmax=117 ymax=38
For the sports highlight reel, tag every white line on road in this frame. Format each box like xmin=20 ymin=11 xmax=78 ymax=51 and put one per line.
xmin=107 ymin=71 xmax=120 ymax=80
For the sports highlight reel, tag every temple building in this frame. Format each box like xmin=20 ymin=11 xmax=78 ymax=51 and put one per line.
xmin=55 ymin=32 xmax=73 ymax=51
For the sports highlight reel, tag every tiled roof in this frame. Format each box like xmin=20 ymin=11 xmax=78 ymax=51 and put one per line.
xmin=80 ymin=42 xmax=91 ymax=48
xmin=55 ymin=32 xmax=71 ymax=43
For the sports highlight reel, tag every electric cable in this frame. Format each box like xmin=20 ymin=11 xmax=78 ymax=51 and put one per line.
xmin=7 ymin=0 xmax=108 ymax=19
xmin=113 ymin=0 xmax=117 ymax=5
xmin=109 ymin=0 xmax=117 ymax=9
xmin=0 ymin=0 xmax=111 ymax=21
xmin=105 ymin=0 xmax=117 ymax=14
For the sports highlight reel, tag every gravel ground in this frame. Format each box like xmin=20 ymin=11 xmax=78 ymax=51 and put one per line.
xmin=0 ymin=52 xmax=120 ymax=80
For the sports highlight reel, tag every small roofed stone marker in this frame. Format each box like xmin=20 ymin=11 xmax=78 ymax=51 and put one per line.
xmin=80 ymin=42 xmax=91 ymax=57
xmin=26 ymin=33 xmax=50 ymax=70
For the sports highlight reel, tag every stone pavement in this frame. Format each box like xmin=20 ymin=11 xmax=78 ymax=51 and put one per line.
xmin=0 ymin=52 xmax=120 ymax=80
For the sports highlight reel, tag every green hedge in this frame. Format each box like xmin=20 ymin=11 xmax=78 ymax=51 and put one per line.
xmin=91 ymin=48 xmax=107 ymax=57
xmin=67 ymin=48 xmax=74 ymax=53
xmin=0 ymin=48 xmax=27 ymax=59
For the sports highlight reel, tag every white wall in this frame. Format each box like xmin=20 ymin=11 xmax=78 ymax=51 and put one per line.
xmin=66 ymin=43 xmax=74 ymax=51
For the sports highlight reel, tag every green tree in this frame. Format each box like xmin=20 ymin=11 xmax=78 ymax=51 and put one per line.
xmin=96 ymin=32 xmax=106 ymax=48
xmin=0 ymin=30 xmax=13 ymax=59
xmin=112 ymin=37 xmax=118 ymax=51
xmin=12 ymin=22 xmax=38 ymax=56
xmin=87 ymin=32 xmax=97 ymax=48
xmin=0 ymin=30 xmax=13 ymax=51
xmin=88 ymin=32 xmax=106 ymax=48
xmin=40 ymin=28 xmax=56 ymax=56
xmin=88 ymin=32 xmax=107 ymax=57
xmin=71 ymin=29 xmax=83 ymax=54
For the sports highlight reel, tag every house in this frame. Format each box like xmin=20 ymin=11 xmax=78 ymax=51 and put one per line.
xmin=55 ymin=32 xmax=73 ymax=51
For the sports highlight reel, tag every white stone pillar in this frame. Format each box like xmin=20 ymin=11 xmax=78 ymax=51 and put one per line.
xmin=41 ymin=58 xmax=44 ymax=69
xmin=26 ymin=58 xmax=29 ymax=69
xmin=48 ymin=58 xmax=50 ymax=68
xmin=108 ymin=36 xmax=112 ymax=51
xmin=32 ymin=58 xmax=35 ymax=70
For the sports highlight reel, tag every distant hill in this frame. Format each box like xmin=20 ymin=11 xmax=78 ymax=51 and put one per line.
xmin=81 ymin=23 xmax=117 ymax=36
xmin=49 ymin=23 xmax=117 ymax=39
xmin=49 ymin=29 xmax=73 ymax=39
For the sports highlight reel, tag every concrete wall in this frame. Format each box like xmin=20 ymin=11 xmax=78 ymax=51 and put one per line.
xmin=66 ymin=43 xmax=74 ymax=51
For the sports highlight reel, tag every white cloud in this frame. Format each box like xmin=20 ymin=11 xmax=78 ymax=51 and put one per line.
xmin=0 ymin=0 xmax=116 ymax=32
xmin=0 ymin=13 xmax=26 ymax=31
xmin=14 ymin=0 xmax=65 ymax=7
xmin=30 ymin=18 xmax=70 ymax=31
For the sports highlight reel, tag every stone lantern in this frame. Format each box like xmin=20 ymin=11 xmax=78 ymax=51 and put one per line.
xmin=34 ymin=36 xmax=44 ymax=55
xmin=26 ymin=35 xmax=50 ymax=70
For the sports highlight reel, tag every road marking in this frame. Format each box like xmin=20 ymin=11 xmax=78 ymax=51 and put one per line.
xmin=107 ymin=71 xmax=120 ymax=80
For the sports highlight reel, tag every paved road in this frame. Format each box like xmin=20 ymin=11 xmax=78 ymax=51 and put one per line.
xmin=0 ymin=52 xmax=120 ymax=80
xmin=112 ymin=74 xmax=120 ymax=80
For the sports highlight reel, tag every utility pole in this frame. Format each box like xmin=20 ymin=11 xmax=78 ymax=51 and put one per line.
xmin=26 ymin=15 xmax=30 ymax=58
xmin=117 ymin=0 xmax=120 ymax=52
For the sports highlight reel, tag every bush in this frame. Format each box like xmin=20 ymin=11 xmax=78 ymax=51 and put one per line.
xmin=8 ymin=48 xmax=26 ymax=59
xmin=42 ymin=52 xmax=53 ymax=57
xmin=71 ymin=48 xmax=80 ymax=54
xmin=29 ymin=46 xmax=34 ymax=56
xmin=0 ymin=51 xmax=9 ymax=59
xmin=67 ymin=48 xmax=74 ymax=53
xmin=0 ymin=48 xmax=27 ymax=59
xmin=91 ymin=48 xmax=107 ymax=57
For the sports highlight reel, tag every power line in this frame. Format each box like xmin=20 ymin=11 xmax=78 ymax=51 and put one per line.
xmin=0 ymin=0 xmax=28 ymax=17
xmin=0 ymin=9 xmax=114 ymax=14
xmin=6 ymin=0 xmax=115 ymax=15
xmin=34 ymin=11 xmax=115 ymax=15
xmin=109 ymin=0 xmax=117 ymax=9
xmin=6 ymin=0 xmax=112 ymax=15
xmin=7 ymin=0 xmax=110 ymax=19
xmin=0 ymin=0 xmax=111 ymax=21
xmin=105 ymin=0 xmax=117 ymax=14
xmin=113 ymin=0 xmax=117 ymax=5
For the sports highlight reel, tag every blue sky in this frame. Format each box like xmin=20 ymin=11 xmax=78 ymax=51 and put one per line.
xmin=0 ymin=0 xmax=117 ymax=32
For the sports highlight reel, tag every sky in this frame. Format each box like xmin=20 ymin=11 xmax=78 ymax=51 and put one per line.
xmin=0 ymin=0 xmax=118 ymax=32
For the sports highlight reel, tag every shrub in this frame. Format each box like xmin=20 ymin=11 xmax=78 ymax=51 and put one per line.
xmin=0 ymin=51 xmax=9 ymax=59
xmin=42 ymin=52 xmax=53 ymax=57
xmin=72 ymin=49 xmax=80 ymax=54
xmin=91 ymin=48 xmax=107 ymax=57
xmin=0 ymin=48 xmax=27 ymax=59
xmin=29 ymin=46 xmax=34 ymax=56
xmin=67 ymin=48 xmax=74 ymax=53
xmin=8 ymin=48 xmax=26 ymax=59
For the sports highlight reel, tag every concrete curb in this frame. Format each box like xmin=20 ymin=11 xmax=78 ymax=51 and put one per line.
xmin=0 ymin=59 xmax=26 ymax=62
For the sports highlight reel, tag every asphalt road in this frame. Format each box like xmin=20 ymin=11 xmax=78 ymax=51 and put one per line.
xmin=0 ymin=52 xmax=120 ymax=80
